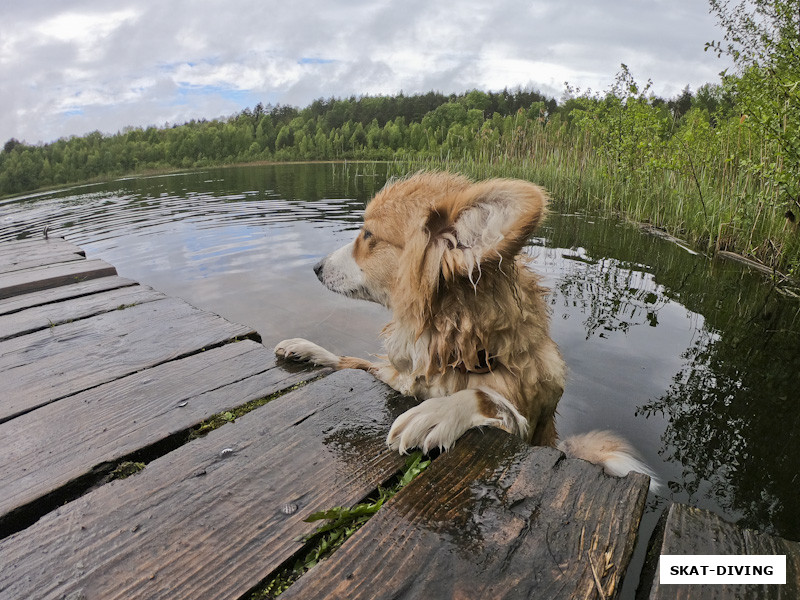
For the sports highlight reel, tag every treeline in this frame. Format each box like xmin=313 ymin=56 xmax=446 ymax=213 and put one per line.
xmin=0 ymin=89 xmax=558 ymax=195
xmin=0 ymin=84 xmax=708 ymax=197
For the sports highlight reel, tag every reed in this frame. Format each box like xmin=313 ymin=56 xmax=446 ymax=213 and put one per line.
xmin=393 ymin=111 xmax=799 ymax=276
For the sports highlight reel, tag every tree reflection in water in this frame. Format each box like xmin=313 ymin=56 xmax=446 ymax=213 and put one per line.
xmin=535 ymin=213 xmax=799 ymax=541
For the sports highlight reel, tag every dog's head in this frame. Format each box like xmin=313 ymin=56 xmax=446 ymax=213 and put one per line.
xmin=314 ymin=171 xmax=547 ymax=318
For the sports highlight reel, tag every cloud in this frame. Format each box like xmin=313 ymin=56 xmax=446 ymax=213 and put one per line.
xmin=0 ymin=0 xmax=732 ymax=144
xmin=35 ymin=9 xmax=140 ymax=47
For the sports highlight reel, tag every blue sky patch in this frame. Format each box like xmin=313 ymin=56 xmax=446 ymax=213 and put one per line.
xmin=298 ymin=57 xmax=335 ymax=65
xmin=169 ymin=83 xmax=265 ymax=111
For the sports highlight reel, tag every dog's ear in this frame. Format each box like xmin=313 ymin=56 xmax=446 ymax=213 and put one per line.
xmin=431 ymin=178 xmax=548 ymax=282
xmin=394 ymin=177 xmax=547 ymax=328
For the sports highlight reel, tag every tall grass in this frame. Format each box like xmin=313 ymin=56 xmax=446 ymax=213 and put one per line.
xmin=394 ymin=108 xmax=799 ymax=276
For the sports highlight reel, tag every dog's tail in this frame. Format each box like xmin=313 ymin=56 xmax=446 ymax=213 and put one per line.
xmin=557 ymin=430 xmax=660 ymax=492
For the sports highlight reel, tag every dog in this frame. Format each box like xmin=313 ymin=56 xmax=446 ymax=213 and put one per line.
xmin=275 ymin=171 xmax=656 ymax=486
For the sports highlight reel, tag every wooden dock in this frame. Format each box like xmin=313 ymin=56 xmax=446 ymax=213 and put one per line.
xmin=0 ymin=237 xmax=796 ymax=599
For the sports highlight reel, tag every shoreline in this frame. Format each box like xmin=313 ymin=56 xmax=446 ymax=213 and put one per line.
xmin=2 ymin=159 xmax=798 ymax=294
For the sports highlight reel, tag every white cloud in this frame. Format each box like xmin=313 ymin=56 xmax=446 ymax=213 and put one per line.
xmin=35 ymin=8 xmax=140 ymax=45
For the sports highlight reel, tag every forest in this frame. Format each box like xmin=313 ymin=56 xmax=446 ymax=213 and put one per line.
xmin=0 ymin=89 xmax=559 ymax=190
xmin=1 ymin=0 xmax=798 ymax=275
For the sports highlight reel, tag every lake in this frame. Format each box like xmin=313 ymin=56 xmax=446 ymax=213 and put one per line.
xmin=2 ymin=162 xmax=798 ymax=581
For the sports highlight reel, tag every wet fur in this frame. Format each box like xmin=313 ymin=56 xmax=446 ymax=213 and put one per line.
xmin=275 ymin=172 xmax=656 ymax=486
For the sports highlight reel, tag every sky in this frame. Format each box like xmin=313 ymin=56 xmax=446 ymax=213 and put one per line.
xmin=1 ymin=0 xmax=733 ymax=145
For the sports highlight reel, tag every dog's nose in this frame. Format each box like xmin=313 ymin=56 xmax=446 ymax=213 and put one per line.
xmin=313 ymin=259 xmax=324 ymax=280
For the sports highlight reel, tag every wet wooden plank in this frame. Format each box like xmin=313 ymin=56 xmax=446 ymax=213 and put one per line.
xmin=0 ymin=369 xmax=415 ymax=600
xmin=0 ymin=275 xmax=137 ymax=316
xmin=0 ymin=284 xmax=166 ymax=341
xmin=641 ymin=503 xmax=800 ymax=599
xmin=0 ymin=258 xmax=117 ymax=299
xmin=283 ymin=432 xmax=650 ymax=600
xmin=0 ymin=340 xmax=324 ymax=531
xmin=0 ymin=296 xmax=257 ymax=422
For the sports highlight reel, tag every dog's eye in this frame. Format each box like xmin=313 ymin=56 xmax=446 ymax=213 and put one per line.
xmin=362 ymin=229 xmax=373 ymax=240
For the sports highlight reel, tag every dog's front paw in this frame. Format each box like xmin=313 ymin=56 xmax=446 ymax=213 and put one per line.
xmin=274 ymin=338 xmax=339 ymax=367
xmin=386 ymin=391 xmax=497 ymax=455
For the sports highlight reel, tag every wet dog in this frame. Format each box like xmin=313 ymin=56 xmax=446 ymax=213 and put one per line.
xmin=275 ymin=172 xmax=655 ymax=484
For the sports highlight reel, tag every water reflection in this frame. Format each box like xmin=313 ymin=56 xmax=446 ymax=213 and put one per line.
xmin=552 ymin=249 xmax=671 ymax=336
xmin=638 ymin=288 xmax=800 ymax=538
xmin=536 ymin=214 xmax=800 ymax=540
xmin=0 ymin=163 xmax=377 ymax=245
xmin=0 ymin=163 xmax=391 ymax=359
xmin=1 ymin=163 xmax=797 ymax=542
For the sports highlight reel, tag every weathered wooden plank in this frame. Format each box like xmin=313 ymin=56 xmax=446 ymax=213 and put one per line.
xmin=641 ymin=503 xmax=800 ymax=599
xmin=0 ymin=239 xmax=86 ymax=273
xmin=283 ymin=432 xmax=650 ymax=600
xmin=0 ymin=369 xmax=416 ymax=600
xmin=0 ymin=340 xmax=324 ymax=531
xmin=0 ymin=275 xmax=137 ymax=316
xmin=0 ymin=237 xmax=85 ymax=264
xmin=0 ymin=284 xmax=166 ymax=341
xmin=0 ymin=252 xmax=84 ymax=274
xmin=0 ymin=258 xmax=117 ymax=299
xmin=0 ymin=297 xmax=257 ymax=422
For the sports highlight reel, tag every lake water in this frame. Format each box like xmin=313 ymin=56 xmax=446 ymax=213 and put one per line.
xmin=2 ymin=162 xmax=798 ymax=587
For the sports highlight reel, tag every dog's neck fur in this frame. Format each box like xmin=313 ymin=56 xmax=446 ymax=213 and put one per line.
xmin=453 ymin=348 xmax=496 ymax=374
xmin=384 ymin=259 xmax=546 ymax=381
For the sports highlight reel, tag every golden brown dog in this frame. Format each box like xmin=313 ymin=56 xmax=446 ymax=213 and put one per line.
xmin=276 ymin=172 xmax=655 ymax=484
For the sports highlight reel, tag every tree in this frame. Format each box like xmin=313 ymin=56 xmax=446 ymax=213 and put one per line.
xmin=3 ymin=138 xmax=23 ymax=153
xmin=693 ymin=83 xmax=735 ymax=119
xmin=707 ymin=0 xmax=800 ymax=207
xmin=462 ymin=90 xmax=491 ymax=113
xmin=668 ymin=85 xmax=694 ymax=119
xmin=349 ymin=122 xmax=367 ymax=149
xmin=275 ymin=125 xmax=294 ymax=151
